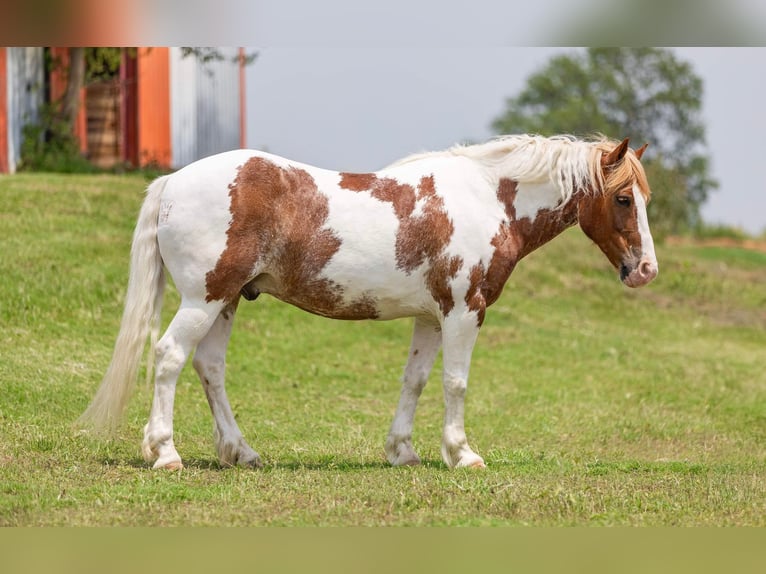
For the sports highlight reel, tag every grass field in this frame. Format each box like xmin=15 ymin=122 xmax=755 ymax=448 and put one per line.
xmin=1 ymin=172 xmax=764 ymax=526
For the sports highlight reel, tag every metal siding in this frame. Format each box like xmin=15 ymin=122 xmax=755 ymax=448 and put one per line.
xmin=169 ymin=47 xmax=241 ymax=168
xmin=170 ymin=48 xmax=197 ymax=168
xmin=6 ymin=48 xmax=43 ymax=173
xmin=196 ymin=48 xmax=241 ymax=159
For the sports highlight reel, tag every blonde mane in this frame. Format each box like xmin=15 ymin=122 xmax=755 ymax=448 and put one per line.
xmin=388 ymin=134 xmax=650 ymax=206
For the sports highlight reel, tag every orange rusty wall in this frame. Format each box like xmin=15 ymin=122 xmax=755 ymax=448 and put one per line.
xmin=137 ymin=47 xmax=171 ymax=168
xmin=0 ymin=48 xmax=8 ymax=173
xmin=48 ymin=47 xmax=87 ymax=154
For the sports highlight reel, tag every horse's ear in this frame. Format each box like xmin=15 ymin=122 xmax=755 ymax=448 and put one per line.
xmin=635 ymin=142 xmax=648 ymax=160
xmin=601 ymin=138 xmax=630 ymax=167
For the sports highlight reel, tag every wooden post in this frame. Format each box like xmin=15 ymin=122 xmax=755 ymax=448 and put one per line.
xmin=120 ymin=48 xmax=138 ymax=167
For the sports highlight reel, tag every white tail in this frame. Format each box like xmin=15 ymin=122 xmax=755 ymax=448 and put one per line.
xmin=78 ymin=176 xmax=170 ymax=434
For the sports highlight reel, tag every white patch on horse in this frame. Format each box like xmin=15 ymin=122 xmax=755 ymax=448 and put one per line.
xmin=411 ymin=195 xmax=429 ymax=218
xmin=410 ymin=165 xmax=500 ymax=264
xmin=633 ymin=184 xmax=657 ymax=267
xmin=512 ymin=182 xmax=562 ymax=221
xmin=321 ymin=179 xmax=407 ymax=315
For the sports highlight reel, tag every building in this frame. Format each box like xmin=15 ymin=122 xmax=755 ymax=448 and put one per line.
xmin=0 ymin=47 xmax=44 ymax=173
xmin=0 ymin=47 xmax=246 ymax=173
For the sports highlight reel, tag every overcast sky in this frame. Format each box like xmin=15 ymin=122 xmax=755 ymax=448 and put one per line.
xmin=245 ymin=47 xmax=765 ymax=235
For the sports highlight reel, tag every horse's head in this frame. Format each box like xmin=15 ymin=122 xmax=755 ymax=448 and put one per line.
xmin=578 ymin=138 xmax=658 ymax=288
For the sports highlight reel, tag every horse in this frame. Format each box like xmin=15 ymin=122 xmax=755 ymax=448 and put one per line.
xmin=78 ymin=134 xmax=658 ymax=470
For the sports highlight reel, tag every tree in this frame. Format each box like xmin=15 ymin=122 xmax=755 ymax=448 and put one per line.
xmin=58 ymin=48 xmax=85 ymax=133
xmin=492 ymin=48 xmax=717 ymax=234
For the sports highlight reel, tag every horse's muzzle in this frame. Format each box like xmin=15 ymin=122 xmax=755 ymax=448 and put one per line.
xmin=621 ymin=258 xmax=658 ymax=288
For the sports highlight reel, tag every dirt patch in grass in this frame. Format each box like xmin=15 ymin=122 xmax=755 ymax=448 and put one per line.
xmin=666 ymin=236 xmax=766 ymax=254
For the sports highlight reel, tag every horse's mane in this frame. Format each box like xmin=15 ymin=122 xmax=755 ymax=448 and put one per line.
xmin=387 ymin=134 xmax=650 ymax=206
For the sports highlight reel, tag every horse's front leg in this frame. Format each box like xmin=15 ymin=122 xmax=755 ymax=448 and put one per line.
xmin=385 ymin=317 xmax=442 ymax=466
xmin=440 ymin=311 xmax=486 ymax=469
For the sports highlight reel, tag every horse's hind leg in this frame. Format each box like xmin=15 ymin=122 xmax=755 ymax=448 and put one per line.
xmin=142 ymin=298 xmax=224 ymax=470
xmin=192 ymin=301 xmax=262 ymax=468
xmin=385 ymin=317 xmax=442 ymax=466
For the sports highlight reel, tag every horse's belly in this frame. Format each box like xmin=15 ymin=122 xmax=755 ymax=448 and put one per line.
xmin=256 ymin=260 xmax=432 ymax=321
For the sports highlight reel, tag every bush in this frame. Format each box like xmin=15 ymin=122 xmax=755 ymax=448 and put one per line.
xmin=18 ymin=104 xmax=98 ymax=174
xmin=693 ymin=223 xmax=751 ymax=241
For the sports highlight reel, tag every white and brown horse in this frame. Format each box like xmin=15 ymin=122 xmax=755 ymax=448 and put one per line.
xmin=79 ymin=135 xmax=657 ymax=470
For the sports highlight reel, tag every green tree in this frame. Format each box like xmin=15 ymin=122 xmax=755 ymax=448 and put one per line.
xmin=492 ymin=48 xmax=717 ymax=235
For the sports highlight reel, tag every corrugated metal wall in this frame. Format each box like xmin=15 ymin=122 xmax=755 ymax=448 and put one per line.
xmin=5 ymin=48 xmax=44 ymax=173
xmin=170 ymin=47 xmax=242 ymax=168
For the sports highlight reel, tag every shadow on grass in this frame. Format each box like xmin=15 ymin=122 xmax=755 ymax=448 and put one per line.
xmin=271 ymin=459 xmax=446 ymax=471
xmin=99 ymin=455 xmax=447 ymax=472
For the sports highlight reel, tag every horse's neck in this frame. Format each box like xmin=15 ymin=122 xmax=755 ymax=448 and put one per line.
xmin=492 ymin=176 xmax=581 ymax=260
xmin=479 ymin=184 xmax=581 ymax=309
xmin=514 ymin=196 xmax=580 ymax=259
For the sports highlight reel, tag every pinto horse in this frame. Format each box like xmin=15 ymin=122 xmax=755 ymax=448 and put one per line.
xmin=79 ymin=135 xmax=657 ymax=470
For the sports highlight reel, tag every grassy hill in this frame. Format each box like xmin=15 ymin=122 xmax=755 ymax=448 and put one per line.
xmin=1 ymin=172 xmax=764 ymax=526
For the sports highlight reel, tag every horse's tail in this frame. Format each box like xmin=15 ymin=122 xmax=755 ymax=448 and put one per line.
xmin=77 ymin=175 xmax=170 ymax=434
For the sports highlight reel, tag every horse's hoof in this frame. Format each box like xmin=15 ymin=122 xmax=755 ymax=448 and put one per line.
xmin=161 ymin=461 xmax=183 ymax=471
xmin=238 ymin=455 xmax=263 ymax=469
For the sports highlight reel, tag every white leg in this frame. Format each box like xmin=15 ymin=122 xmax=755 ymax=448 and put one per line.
xmin=385 ymin=318 xmax=442 ymax=466
xmin=142 ymin=299 xmax=223 ymax=470
xmin=192 ymin=303 xmax=262 ymax=468
xmin=440 ymin=312 xmax=486 ymax=469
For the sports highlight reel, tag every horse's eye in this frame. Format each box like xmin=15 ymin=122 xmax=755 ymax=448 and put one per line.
xmin=616 ymin=195 xmax=632 ymax=207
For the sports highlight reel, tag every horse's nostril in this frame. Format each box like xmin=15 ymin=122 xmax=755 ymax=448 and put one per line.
xmin=639 ymin=260 xmax=656 ymax=278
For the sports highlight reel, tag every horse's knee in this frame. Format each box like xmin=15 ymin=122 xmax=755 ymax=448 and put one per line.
xmin=442 ymin=374 xmax=467 ymax=397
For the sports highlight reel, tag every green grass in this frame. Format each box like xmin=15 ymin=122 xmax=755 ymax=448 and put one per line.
xmin=1 ymin=172 xmax=764 ymax=526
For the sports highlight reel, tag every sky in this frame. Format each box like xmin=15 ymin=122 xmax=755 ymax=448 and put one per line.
xmin=246 ymin=46 xmax=766 ymax=235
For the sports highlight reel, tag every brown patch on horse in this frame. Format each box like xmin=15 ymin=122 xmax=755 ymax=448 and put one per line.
xmin=578 ymin=190 xmax=641 ymax=269
xmin=339 ymin=172 xmax=461 ymax=315
xmin=206 ymin=157 xmax=379 ymax=319
xmin=396 ymin=175 xmax=455 ymax=273
xmin=465 ymin=261 xmax=488 ymax=326
xmin=338 ymin=172 xmax=377 ymax=192
xmin=465 ymin=178 xmax=582 ymax=325
xmin=426 ymin=254 xmax=463 ymax=315
xmin=579 ymin=142 xmax=651 ymax=269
